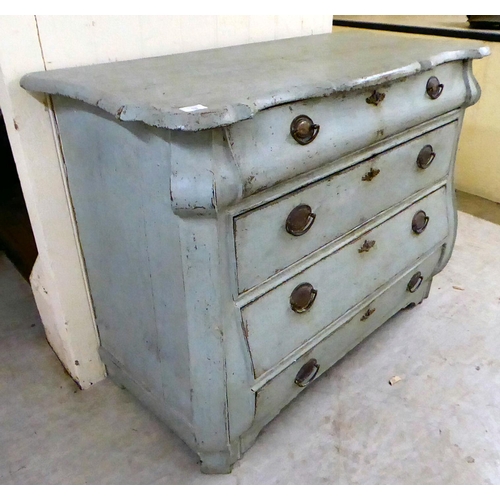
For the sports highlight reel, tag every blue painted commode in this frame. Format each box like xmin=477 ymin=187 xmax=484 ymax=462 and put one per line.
xmin=20 ymin=31 xmax=488 ymax=473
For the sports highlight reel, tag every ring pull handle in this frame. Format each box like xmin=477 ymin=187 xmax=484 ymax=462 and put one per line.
xmin=426 ymin=76 xmax=444 ymax=100
xmin=412 ymin=210 xmax=429 ymax=234
xmin=290 ymin=115 xmax=320 ymax=145
xmin=417 ymin=145 xmax=436 ymax=169
xmin=407 ymin=272 xmax=424 ymax=293
xmin=294 ymin=359 xmax=320 ymax=387
xmin=290 ymin=283 xmax=317 ymax=313
xmin=286 ymin=204 xmax=316 ymax=236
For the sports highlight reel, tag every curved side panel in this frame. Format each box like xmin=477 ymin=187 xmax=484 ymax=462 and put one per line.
xmin=463 ymin=58 xmax=482 ymax=107
xmin=433 ymin=109 xmax=467 ymax=276
xmin=170 ymin=129 xmax=256 ymax=471
xmin=177 ymin=214 xmax=257 ymax=473
xmin=170 ymin=129 xmax=242 ymax=217
xmin=425 ymin=58 xmax=481 ymax=277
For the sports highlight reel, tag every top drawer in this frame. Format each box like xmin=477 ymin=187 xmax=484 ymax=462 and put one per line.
xmin=234 ymin=119 xmax=458 ymax=293
xmin=226 ymin=61 xmax=467 ymax=196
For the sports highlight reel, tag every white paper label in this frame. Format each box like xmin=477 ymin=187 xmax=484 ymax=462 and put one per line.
xmin=179 ymin=104 xmax=208 ymax=112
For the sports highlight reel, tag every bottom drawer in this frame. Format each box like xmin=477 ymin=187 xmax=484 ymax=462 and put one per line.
xmin=252 ymin=247 xmax=443 ymax=425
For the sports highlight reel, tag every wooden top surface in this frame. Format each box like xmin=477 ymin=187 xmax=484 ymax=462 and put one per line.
xmin=21 ymin=30 xmax=489 ymax=131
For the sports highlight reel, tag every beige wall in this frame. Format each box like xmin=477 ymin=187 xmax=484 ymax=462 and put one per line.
xmin=455 ymin=44 xmax=500 ymax=203
xmin=0 ymin=15 xmax=333 ymax=388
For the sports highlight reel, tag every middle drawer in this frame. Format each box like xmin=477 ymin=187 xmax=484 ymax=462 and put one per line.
xmin=241 ymin=186 xmax=449 ymax=378
xmin=234 ymin=120 xmax=458 ymax=293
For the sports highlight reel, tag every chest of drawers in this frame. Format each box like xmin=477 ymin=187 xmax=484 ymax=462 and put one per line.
xmin=21 ymin=31 xmax=488 ymax=473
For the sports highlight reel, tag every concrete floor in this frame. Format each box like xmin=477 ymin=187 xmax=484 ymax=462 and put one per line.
xmin=2 ymin=200 xmax=500 ymax=484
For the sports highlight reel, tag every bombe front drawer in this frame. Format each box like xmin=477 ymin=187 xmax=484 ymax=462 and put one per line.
xmin=227 ymin=61 xmax=467 ymax=197
xmin=234 ymin=121 xmax=458 ymax=293
xmin=241 ymin=186 xmax=449 ymax=377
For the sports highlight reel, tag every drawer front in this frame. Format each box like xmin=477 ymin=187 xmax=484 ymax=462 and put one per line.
xmin=227 ymin=61 xmax=466 ymax=197
xmin=253 ymin=248 xmax=443 ymax=425
xmin=241 ymin=187 xmax=448 ymax=377
xmin=235 ymin=120 xmax=458 ymax=292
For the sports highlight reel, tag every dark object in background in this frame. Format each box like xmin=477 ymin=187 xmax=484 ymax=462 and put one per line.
xmin=0 ymin=110 xmax=38 ymax=281
xmin=467 ymin=16 xmax=500 ymax=30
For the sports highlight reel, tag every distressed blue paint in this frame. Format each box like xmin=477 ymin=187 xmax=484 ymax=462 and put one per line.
xmin=21 ymin=32 xmax=487 ymax=473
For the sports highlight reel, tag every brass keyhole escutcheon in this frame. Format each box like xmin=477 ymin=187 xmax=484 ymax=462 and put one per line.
xmin=290 ymin=115 xmax=320 ymax=145
xmin=407 ymin=271 xmax=424 ymax=293
xmin=358 ymin=239 xmax=376 ymax=253
xmin=366 ymin=89 xmax=386 ymax=106
xmin=412 ymin=210 xmax=429 ymax=234
xmin=286 ymin=204 xmax=316 ymax=236
xmin=360 ymin=307 xmax=376 ymax=321
xmin=362 ymin=167 xmax=381 ymax=181
xmin=290 ymin=282 xmax=317 ymax=313
xmin=417 ymin=145 xmax=436 ymax=169
xmin=294 ymin=359 xmax=320 ymax=387
xmin=426 ymin=76 xmax=444 ymax=99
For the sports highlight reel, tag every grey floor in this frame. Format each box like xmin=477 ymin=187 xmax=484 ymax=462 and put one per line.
xmin=2 ymin=194 xmax=500 ymax=484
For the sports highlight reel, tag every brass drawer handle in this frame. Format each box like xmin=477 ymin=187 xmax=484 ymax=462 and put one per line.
xmin=294 ymin=358 xmax=320 ymax=387
xmin=286 ymin=204 xmax=316 ymax=236
xmin=366 ymin=89 xmax=385 ymax=106
xmin=290 ymin=283 xmax=317 ymax=313
xmin=412 ymin=210 xmax=429 ymax=234
xmin=417 ymin=145 xmax=436 ymax=169
xmin=362 ymin=167 xmax=380 ymax=181
xmin=426 ymin=76 xmax=444 ymax=100
xmin=360 ymin=307 xmax=376 ymax=321
xmin=358 ymin=239 xmax=376 ymax=253
xmin=290 ymin=115 xmax=320 ymax=145
xmin=407 ymin=271 xmax=424 ymax=293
